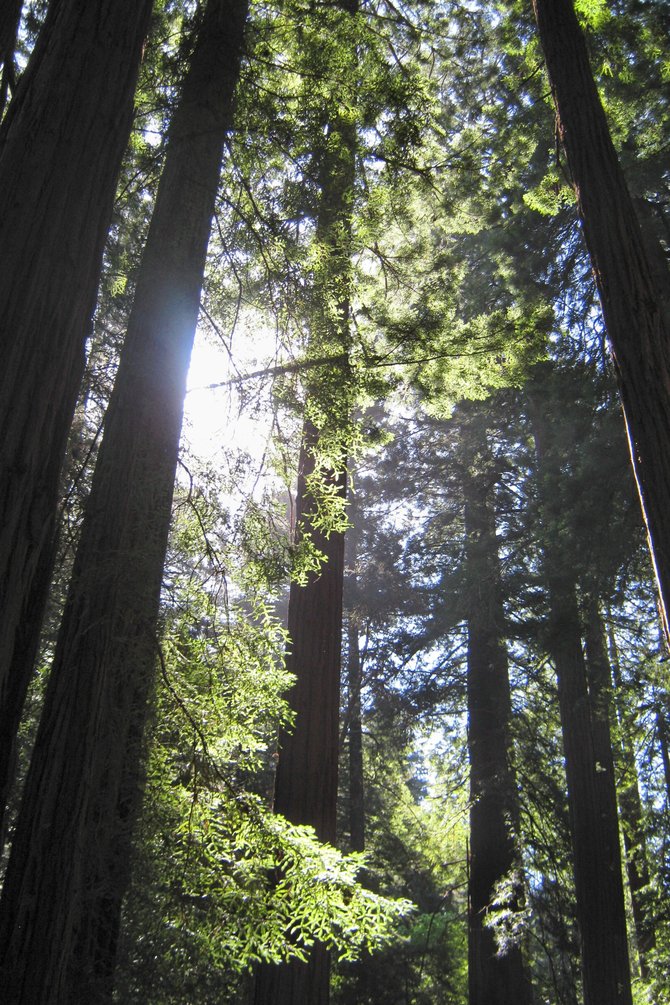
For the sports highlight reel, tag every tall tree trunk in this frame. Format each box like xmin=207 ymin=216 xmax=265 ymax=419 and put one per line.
xmin=530 ymin=0 xmax=670 ymax=645
xmin=253 ymin=18 xmax=357 ymax=999
xmin=0 ymin=0 xmax=153 ymax=834
xmin=0 ymin=0 xmax=22 ymax=114
xmin=530 ymin=400 xmax=633 ymax=1005
xmin=254 ymin=423 xmax=347 ymax=1005
xmin=347 ymin=613 xmax=366 ymax=855
xmin=656 ymin=708 xmax=670 ymax=809
xmin=462 ymin=416 xmax=533 ymax=1005
xmin=0 ymin=2 xmax=248 ymax=1000
xmin=603 ymin=615 xmax=655 ymax=976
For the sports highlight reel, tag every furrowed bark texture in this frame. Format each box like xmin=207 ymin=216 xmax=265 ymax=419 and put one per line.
xmin=254 ymin=51 xmax=356 ymax=1005
xmin=0 ymin=1 xmax=248 ymax=1000
xmin=463 ymin=424 xmax=533 ymax=1005
xmin=531 ymin=0 xmax=670 ymax=643
xmin=531 ymin=402 xmax=633 ymax=1005
xmin=253 ymin=422 xmax=347 ymax=1005
xmin=0 ymin=0 xmax=153 ymax=834
xmin=275 ymin=427 xmax=347 ymax=845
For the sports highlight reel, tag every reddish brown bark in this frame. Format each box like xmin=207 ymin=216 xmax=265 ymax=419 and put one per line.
xmin=0 ymin=1 xmax=248 ymax=999
xmin=253 ymin=422 xmax=347 ymax=1005
xmin=531 ymin=0 xmax=670 ymax=645
xmin=0 ymin=0 xmax=153 ymax=836
xmin=274 ymin=427 xmax=347 ymax=844
xmin=254 ymin=9 xmax=356 ymax=997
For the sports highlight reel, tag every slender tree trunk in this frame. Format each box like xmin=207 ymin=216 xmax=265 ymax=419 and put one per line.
xmin=530 ymin=0 xmax=670 ymax=646
xmin=603 ymin=615 xmax=655 ymax=975
xmin=0 ymin=0 xmax=22 ymax=114
xmin=0 ymin=0 xmax=153 ymax=834
xmin=347 ymin=613 xmax=366 ymax=854
xmin=0 ymin=2 xmax=248 ymax=1000
xmin=656 ymin=709 xmax=670 ymax=809
xmin=462 ymin=417 xmax=533 ymax=1005
xmin=530 ymin=401 xmax=633 ymax=1005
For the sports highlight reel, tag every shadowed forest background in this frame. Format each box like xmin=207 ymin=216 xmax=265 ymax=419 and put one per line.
xmin=0 ymin=0 xmax=669 ymax=1003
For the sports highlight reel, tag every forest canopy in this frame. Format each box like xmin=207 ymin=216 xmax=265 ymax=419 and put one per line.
xmin=0 ymin=0 xmax=668 ymax=1003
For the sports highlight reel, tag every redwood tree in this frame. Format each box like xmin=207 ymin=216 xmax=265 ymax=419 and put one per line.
xmin=0 ymin=0 xmax=248 ymax=999
xmin=529 ymin=387 xmax=633 ymax=1005
xmin=530 ymin=0 xmax=670 ymax=642
xmin=0 ymin=0 xmax=153 ymax=833
xmin=0 ymin=0 xmax=21 ymax=113
xmin=461 ymin=412 xmax=534 ymax=1005
xmin=253 ymin=8 xmax=357 ymax=1000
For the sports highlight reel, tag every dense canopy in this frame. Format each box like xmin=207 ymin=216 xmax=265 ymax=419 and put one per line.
xmin=0 ymin=0 xmax=668 ymax=1003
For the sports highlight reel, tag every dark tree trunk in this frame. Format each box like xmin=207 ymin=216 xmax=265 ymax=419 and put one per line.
xmin=347 ymin=613 xmax=366 ymax=854
xmin=602 ymin=613 xmax=655 ymax=975
xmin=656 ymin=708 xmax=670 ymax=809
xmin=0 ymin=0 xmax=22 ymax=113
xmin=462 ymin=418 xmax=533 ymax=1005
xmin=0 ymin=1 xmax=248 ymax=1000
xmin=254 ymin=36 xmax=356 ymax=1002
xmin=531 ymin=403 xmax=633 ymax=1005
xmin=274 ymin=428 xmax=347 ymax=846
xmin=0 ymin=0 xmax=153 ymax=835
xmin=530 ymin=0 xmax=670 ymax=645
xmin=253 ymin=422 xmax=347 ymax=1005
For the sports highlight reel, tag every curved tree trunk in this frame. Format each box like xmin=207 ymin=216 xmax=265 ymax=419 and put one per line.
xmin=531 ymin=0 xmax=670 ymax=644
xmin=0 ymin=0 xmax=153 ymax=836
xmin=462 ymin=413 xmax=534 ymax=1005
xmin=0 ymin=1 xmax=248 ymax=1000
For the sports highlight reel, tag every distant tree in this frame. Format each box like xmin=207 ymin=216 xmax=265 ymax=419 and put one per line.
xmin=584 ymin=599 xmax=655 ymax=977
xmin=528 ymin=370 xmax=634 ymax=1005
xmin=0 ymin=1 xmax=248 ymax=999
xmin=460 ymin=407 xmax=534 ymax=1005
xmin=0 ymin=0 xmax=153 ymax=836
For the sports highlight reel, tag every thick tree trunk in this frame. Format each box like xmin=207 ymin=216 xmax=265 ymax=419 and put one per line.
xmin=462 ymin=420 xmax=533 ymax=1005
xmin=0 ymin=2 xmax=248 ymax=1000
xmin=531 ymin=403 xmax=633 ymax=1005
xmin=254 ymin=422 xmax=346 ymax=1005
xmin=274 ymin=428 xmax=347 ymax=845
xmin=0 ymin=0 xmax=153 ymax=834
xmin=531 ymin=0 xmax=670 ymax=645
xmin=254 ymin=13 xmax=356 ymax=1001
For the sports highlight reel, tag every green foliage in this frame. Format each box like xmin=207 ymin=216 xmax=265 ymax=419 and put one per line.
xmin=117 ymin=554 xmax=411 ymax=1001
